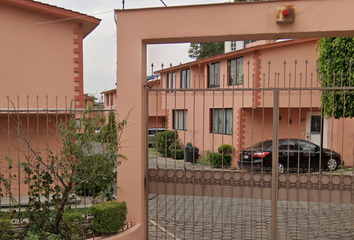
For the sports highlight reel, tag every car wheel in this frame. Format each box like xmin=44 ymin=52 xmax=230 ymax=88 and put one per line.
xmin=278 ymin=162 xmax=285 ymax=173
xmin=327 ymin=158 xmax=338 ymax=171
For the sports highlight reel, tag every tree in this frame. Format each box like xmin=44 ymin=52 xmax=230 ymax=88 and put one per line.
xmin=317 ymin=37 xmax=354 ymax=118
xmin=5 ymin=100 xmax=127 ymax=236
xmin=188 ymin=42 xmax=224 ymax=60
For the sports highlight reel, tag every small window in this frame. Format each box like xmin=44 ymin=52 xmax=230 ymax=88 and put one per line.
xmin=208 ymin=63 xmax=220 ymax=88
xmin=231 ymin=41 xmax=237 ymax=51
xmin=167 ymin=72 xmax=176 ymax=89
xmin=181 ymin=69 xmax=190 ymax=89
xmin=229 ymin=57 xmax=243 ymax=86
xmin=75 ymin=119 xmax=81 ymax=128
xmin=110 ymin=93 xmax=114 ymax=106
xmin=106 ymin=94 xmax=109 ymax=106
xmin=210 ymin=108 xmax=233 ymax=135
xmin=311 ymin=116 xmax=321 ymax=134
xmin=173 ymin=110 xmax=188 ymax=130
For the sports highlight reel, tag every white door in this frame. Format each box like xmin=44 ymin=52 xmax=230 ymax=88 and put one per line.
xmin=306 ymin=112 xmax=327 ymax=148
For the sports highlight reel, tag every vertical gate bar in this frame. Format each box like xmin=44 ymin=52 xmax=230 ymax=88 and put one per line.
xmin=221 ymin=75 xmax=225 ymax=239
xmin=201 ymin=76 xmax=205 ymax=240
xmin=286 ymin=72 xmax=291 ymax=240
xmin=250 ymin=73 xmax=255 ymax=240
xmin=26 ymin=96 xmax=30 ymax=220
xmin=307 ymin=68 xmax=313 ymax=240
xmin=146 ymin=86 xmax=150 ymax=240
xmin=192 ymin=67 xmax=196 ymax=240
xmin=211 ymin=83 xmax=215 ymax=240
xmin=328 ymin=70 xmax=336 ymax=238
xmin=17 ymin=96 xmax=21 ymax=226
xmin=271 ymin=88 xmax=280 ymax=240
xmin=7 ymin=97 xmax=11 ymax=211
xmin=296 ymin=66 xmax=302 ymax=240
xmin=183 ymin=78 xmax=187 ymax=240
xmin=340 ymin=70 xmax=345 ymax=238
xmin=231 ymin=82 xmax=235 ymax=238
xmin=318 ymin=71 xmax=323 ymax=239
xmin=261 ymin=73 xmax=266 ymax=239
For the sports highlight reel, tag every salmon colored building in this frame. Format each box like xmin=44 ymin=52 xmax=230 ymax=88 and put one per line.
xmin=0 ymin=0 xmax=100 ymax=196
xmin=154 ymin=39 xmax=354 ymax=167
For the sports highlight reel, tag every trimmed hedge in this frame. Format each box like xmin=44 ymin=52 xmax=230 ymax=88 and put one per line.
xmin=153 ymin=130 xmax=184 ymax=159
xmin=88 ymin=201 xmax=127 ymax=234
xmin=205 ymin=152 xmax=231 ymax=168
xmin=62 ymin=212 xmax=84 ymax=239
xmin=218 ymin=144 xmax=235 ymax=155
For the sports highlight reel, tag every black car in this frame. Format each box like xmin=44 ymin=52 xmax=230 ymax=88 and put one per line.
xmin=238 ymin=139 xmax=344 ymax=173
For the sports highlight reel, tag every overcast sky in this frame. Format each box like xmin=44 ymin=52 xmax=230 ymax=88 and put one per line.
xmin=39 ymin=0 xmax=230 ymax=96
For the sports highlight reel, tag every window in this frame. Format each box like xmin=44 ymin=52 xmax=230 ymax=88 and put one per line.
xmin=211 ymin=109 xmax=233 ymax=135
xmin=229 ymin=57 xmax=243 ymax=86
xmin=110 ymin=93 xmax=113 ymax=106
xmin=181 ymin=69 xmax=190 ymax=89
xmin=244 ymin=40 xmax=257 ymax=47
xmin=208 ymin=63 xmax=220 ymax=88
xmin=75 ymin=119 xmax=81 ymax=128
xmin=173 ymin=110 xmax=188 ymax=130
xmin=167 ymin=72 xmax=176 ymax=89
xmin=106 ymin=94 xmax=109 ymax=106
xmin=231 ymin=41 xmax=237 ymax=51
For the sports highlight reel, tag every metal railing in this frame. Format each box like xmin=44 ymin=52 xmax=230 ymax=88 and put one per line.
xmin=147 ymin=60 xmax=354 ymax=239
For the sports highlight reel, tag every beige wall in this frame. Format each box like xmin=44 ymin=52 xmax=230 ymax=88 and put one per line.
xmin=0 ymin=2 xmax=83 ymax=108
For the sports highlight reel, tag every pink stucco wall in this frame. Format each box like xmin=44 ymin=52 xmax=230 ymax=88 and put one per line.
xmin=0 ymin=1 xmax=98 ymax=109
xmin=116 ymin=1 xmax=354 ymax=238
xmin=0 ymin=114 xmax=65 ymax=196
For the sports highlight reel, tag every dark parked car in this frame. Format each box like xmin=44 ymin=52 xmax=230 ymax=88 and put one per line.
xmin=238 ymin=139 xmax=344 ymax=173
xmin=148 ymin=128 xmax=166 ymax=147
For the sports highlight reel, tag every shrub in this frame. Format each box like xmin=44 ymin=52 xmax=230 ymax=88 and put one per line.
xmin=167 ymin=142 xmax=184 ymax=159
xmin=153 ymin=130 xmax=180 ymax=157
xmin=75 ymin=155 xmax=115 ymax=197
xmin=218 ymin=144 xmax=235 ymax=155
xmin=0 ymin=218 xmax=11 ymax=239
xmin=88 ymin=201 xmax=127 ymax=234
xmin=62 ymin=212 xmax=84 ymax=239
xmin=205 ymin=152 xmax=231 ymax=168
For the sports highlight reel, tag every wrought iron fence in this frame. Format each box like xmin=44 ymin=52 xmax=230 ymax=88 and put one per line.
xmin=0 ymin=95 xmax=129 ymax=239
xmin=147 ymin=59 xmax=354 ymax=239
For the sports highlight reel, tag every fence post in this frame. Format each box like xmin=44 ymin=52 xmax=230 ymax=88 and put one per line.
xmin=271 ymin=88 xmax=280 ymax=240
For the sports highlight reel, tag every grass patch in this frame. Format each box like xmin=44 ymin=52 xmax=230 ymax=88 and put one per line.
xmin=0 ymin=207 xmax=88 ymax=219
xmin=149 ymin=148 xmax=162 ymax=156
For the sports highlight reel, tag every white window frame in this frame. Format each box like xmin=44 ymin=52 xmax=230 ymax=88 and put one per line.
xmin=173 ymin=110 xmax=188 ymax=131
xmin=211 ymin=108 xmax=233 ymax=135
xmin=167 ymin=72 xmax=176 ymax=89
xmin=181 ymin=69 xmax=190 ymax=89
xmin=208 ymin=62 xmax=220 ymax=88
xmin=229 ymin=57 xmax=244 ymax=86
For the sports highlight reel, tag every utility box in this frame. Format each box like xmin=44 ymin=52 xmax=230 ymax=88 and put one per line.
xmin=276 ymin=5 xmax=296 ymax=23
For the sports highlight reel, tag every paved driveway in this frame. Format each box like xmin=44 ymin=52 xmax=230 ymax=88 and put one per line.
xmin=148 ymin=155 xmax=354 ymax=240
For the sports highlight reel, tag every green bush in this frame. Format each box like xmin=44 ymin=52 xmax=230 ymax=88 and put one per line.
xmin=62 ymin=212 xmax=84 ymax=239
xmin=167 ymin=142 xmax=184 ymax=159
xmin=75 ymin=154 xmax=116 ymax=197
xmin=0 ymin=218 xmax=11 ymax=239
xmin=153 ymin=130 xmax=182 ymax=158
xmin=88 ymin=201 xmax=127 ymax=234
xmin=205 ymin=152 xmax=231 ymax=168
xmin=218 ymin=144 xmax=235 ymax=155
